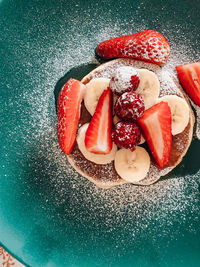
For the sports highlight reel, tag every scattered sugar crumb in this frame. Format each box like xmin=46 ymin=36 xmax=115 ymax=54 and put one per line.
xmin=109 ymin=66 xmax=140 ymax=94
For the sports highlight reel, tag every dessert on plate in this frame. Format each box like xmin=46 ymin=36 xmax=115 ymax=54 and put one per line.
xmin=57 ymin=30 xmax=199 ymax=188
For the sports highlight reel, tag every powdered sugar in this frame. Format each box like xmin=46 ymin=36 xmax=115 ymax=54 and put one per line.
xmin=1 ymin=2 xmax=200 ymax=264
xmin=122 ymin=34 xmax=170 ymax=64
xmin=3 ymin=8 xmax=198 ymax=243
xmin=97 ymin=30 xmax=170 ymax=65
xmin=80 ymin=58 xmax=195 ymax=186
xmin=158 ymin=70 xmax=183 ymax=96
xmin=140 ymin=164 xmax=173 ymax=184
xmin=109 ymin=66 xmax=140 ymax=94
xmin=115 ymin=91 xmax=144 ymax=120
xmin=112 ymin=122 xmax=141 ymax=150
xmin=27 ymin=125 xmax=200 ymax=227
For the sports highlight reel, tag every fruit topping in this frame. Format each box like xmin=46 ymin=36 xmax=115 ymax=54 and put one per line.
xmin=114 ymin=147 xmax=150 ymax=183
xmin=112 ymin=121 xmax=141 ymax=150
xmin=57 ymin=78 xmax=86 ymax=155
xmin=84 ymin=78 xmax=110 ymax=115
xmin=176 ymin=62 xmax=200 ymax=107
xmin=110 ymin=66 xmax=140 ymax=95
xmin=85 ymin=87 xmax=112 ymax=154
xmin=114 ymin=91 xmax=145 ymax=121
xmin=77 ymin=123 xmax=117 ymax=164
xmin=96 ymin=30 xmax=170 ymax=65
xmin=136 ymin=69 xmax=160 ymax=109
xmin=138 ymin=102 xmax=172 ymax=169
xmin=157 ymin=95 xmax=190 ymax=135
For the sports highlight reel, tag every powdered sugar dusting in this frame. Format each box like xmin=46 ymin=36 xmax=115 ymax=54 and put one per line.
xmin=25 ymin=125 xmax=200 ymax=237
xmin=122 ymin=34 xmax=170 ymax=64
xmin=110 ymin=66 xmax=140 ymax=94
xmin=90 ymin=59 xmax=162 ymax=80
xmin=115 ymin=91 xmax=144 ymax=120
xmin=81 ymin=58 xmax=195 ymax=185
xmin=2 ymin=3 xmax=199 ymax=252
xmin=158 ymin=70 xmax=183 ymax=96
xmin=112 ymin=122 xmax=141 ymax=150
xmin=138 ymin=164 xmax=174 ymax=184
xmin=97 ymin=30 xmax=170 ymax=65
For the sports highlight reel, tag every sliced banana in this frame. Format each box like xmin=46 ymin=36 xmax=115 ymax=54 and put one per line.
xmin=136 ymin=69 xmax=160 ymax=109
xmin=77 ymin=123 xmax=117 ymax=164
xmin=84 ymin=78 xmax=110 ymax=115
xmin=157 ymin=95 xmax=190 ymax=135
xmin=114 ymin=147 xmax=150 ymax=183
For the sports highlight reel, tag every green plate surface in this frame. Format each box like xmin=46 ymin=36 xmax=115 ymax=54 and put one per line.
xmin=0 ymin=0 xmax=200 ymax=266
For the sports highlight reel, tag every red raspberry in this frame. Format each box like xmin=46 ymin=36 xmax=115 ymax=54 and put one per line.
xmin=114 ymin=91 xmax=145 ymax=121
xmin=110 ymin=66 xmax=140 ymax=95
xmin=112 ymin=121 xmax=141 ymax=150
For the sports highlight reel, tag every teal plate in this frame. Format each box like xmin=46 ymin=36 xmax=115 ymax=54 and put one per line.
xmin=1 ymin=0 xmax=200 ymax=266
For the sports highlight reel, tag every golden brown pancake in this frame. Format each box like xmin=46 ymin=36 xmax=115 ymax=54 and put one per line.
xmin=67 ymin=59 xmax=195 ymax=188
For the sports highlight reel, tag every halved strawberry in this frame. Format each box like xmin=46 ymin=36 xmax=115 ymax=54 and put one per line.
xmin=138 ymin=102 xmax=172 ymax=169
xmin=85 ymin=87 xmax=112 ymax=154
xmin=96 ymin=30 xmax=170 ymax=65
xmin=57 ymin=78 xmax=86 ymax=155
xmin=176 ymin=62 xmax=200 ymax=107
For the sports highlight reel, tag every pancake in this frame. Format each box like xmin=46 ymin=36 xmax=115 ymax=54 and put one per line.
xmin=67 ymin=59 xmax=195 ymax=188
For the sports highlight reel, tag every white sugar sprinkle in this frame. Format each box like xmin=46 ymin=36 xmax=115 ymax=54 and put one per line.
xmin=110 ymin=66 xmax=139 ymax=94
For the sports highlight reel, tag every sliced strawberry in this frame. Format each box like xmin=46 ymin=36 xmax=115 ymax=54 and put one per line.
xmin=138 ymin=102 xmax=172 ymax=169
xmin=96 ymin=30 xmax=170 ymax=65
xmin=176 ymin=62 xmax=200 ymax=107
xmin=57 ymin=78 xmax=86 ymax=155
xmin=85 ymin=87 xmax=112 ymax=154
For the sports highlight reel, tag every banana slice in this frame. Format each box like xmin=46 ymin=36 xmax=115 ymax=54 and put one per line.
xmin=136 ymin=69 xmax=160 ymax=109
xmin=157 ymin=95 xmax=190 ymax=135
xmin=84 ymin=78 xmax=110 ymax=115
xmin=114 ymin=147 xmax=150 ymax=183
xmin=77 ymin=123 xmax=117 ymax=164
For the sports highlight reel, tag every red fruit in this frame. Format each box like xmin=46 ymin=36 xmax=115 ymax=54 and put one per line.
xmin=112 ymin=121 xmax=141 ymax=150
xmin=176 ymin=62 xmax=200 ymax=107
xmin=96 ymin=30 xmax=170 ymax=65
xmin=137 ymin=102 xmax=172 ymax=169
xmin=114 ymin=91 xmax=145 ymax=121
xmin=57 ymin=78 xmax=86 ymax=155
xmin=85 ymin=87 xmax=112 ymax=154
xmin=110 ymin=66 xmax=140 ymax=95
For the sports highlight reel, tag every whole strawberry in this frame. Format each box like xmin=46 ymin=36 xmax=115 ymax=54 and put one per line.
xmin=96 ymin=30 xmax=170 ymax=66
